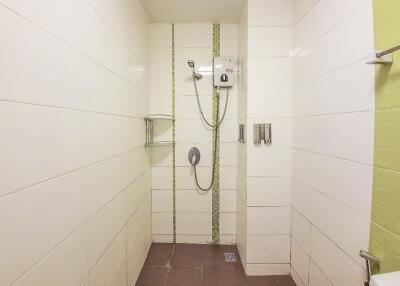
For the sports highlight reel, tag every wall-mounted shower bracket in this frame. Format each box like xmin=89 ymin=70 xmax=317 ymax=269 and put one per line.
xmin=145 ymin=114 xmax=174 ymax=147
xmin=253 ymin=123 xmax=272 ymax=145
xmin=367 ymin=51 xmax=393 ymax=65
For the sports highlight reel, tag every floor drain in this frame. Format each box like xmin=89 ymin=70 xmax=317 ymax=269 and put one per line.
xmin=224 ymin=252 xmax=236 ymax=262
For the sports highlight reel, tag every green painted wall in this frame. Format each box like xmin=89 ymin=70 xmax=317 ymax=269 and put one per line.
xmin=369 ymin=0 xmax=400 ymax=273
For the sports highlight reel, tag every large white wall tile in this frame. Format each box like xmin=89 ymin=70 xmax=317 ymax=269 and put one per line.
xmin=0 ymin=1 xmax=151 ymax=285
xmin=12 ymin=227 xmax=88 ymax=286
xmin=175 ymin=23 xmax=213 ymax=48
xmin=291 ymin=238 xmax=310 ymax=285
xmin=248 ymin=0 xmax=293 ymax=27
xmin=248 ymin=27 xmax=293 ymax=57
xmin=0 ymin=172 xmax=86 ymax=285
xmin=248 ymin=57 xmax=293 ymax=88
xmin=310 ymin=227 xmax=366 ymax=286
xmin=309 ymin=261 xmax=334 ymax=286
xmin=88 ymin=228 xmax=126 ymax=286
xmin=176 ymin=213 xmax=211 ymax=235
xmin=0 ymin=102 xmax=85 ymax=197
xmin=247 ymin=177 xmax=291 ymax=207
xmin=294 ymin=0 xmax=317 ymax=23
xmin=87 ymin=192 xmax=126 ymax=268
xmin=247 ymin=87 xmax=293 ymax=118
xmin=291 ymin=209 xmax=311 ymax=253
xmin=247 ymin=264 xmax=290 ymax=276
xmin=221 ymin=24 xmax=238 ymax=48
xmin=247 ymin=207 xmax=291 ymax=235
xmin=247 ymin=235 xmax=291 ymax=263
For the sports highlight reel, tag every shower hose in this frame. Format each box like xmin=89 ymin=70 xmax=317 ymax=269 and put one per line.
xmin=191 ymin=75 xmax=229 ymax=192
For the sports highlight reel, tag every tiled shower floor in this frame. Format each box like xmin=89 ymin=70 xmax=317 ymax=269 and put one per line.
xmin=136 ymin=243 xmax=296 ymax=286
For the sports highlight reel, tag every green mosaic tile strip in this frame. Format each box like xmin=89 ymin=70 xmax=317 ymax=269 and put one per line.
xmin=172 ymin=23 xmax=176 ymax=243
xmin=369 ymin=0 xmax=400 ymax=273
xmin=212 ymin=23 xmax=221 ymax=245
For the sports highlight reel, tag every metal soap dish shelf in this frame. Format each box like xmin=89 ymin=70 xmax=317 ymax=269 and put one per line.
xmin=145 ymin=114 xmax=174 ymax=147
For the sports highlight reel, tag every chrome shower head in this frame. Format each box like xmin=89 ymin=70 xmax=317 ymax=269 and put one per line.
xmin=187 ymin=60 xmax=203 ymax=80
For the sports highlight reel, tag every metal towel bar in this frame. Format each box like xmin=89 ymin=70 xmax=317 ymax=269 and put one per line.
xmin=360 ymin=250 xmax=380 ymax=285
xmin=377 ymin=44 xmax=400 ymax=58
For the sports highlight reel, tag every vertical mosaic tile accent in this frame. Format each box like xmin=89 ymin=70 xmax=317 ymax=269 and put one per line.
xmin=212 ymin=23 xmax=221 ymax=244
xmin=172 ymin=23 xmax=177 ymax=243
xmin=369 ymin=0 xmax=400 ymax=273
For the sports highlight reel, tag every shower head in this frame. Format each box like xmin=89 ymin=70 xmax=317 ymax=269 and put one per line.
xmin=187 ymin=60 xmax=203 ymax=80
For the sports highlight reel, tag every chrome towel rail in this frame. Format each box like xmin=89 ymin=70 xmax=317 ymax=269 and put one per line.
xmin=360 ymin=250 xmax=380 ymax=285
xmin=377 ymin=44 xmax=400 ymax=58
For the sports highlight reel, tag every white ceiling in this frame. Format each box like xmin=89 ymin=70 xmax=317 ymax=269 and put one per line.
xmin=141 ymin=0 xmax=245 ymax=23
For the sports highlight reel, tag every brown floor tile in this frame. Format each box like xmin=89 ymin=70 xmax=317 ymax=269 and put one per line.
xmin=242 ymin=275 xmax=280 ymax=286
xmin=135 ymin=266 xmax=169 ymax=286
xmin=274 ymin=275 xmax=297 ymax=286
xmin=145 ymin=243 xmax=174 ymax=267
xmin=136 ymin=243 xmax=294 ymax=286
xmin=203 ymin=265 xmax=244 ymax=286
xmin=171 ymin=244 xmax=204 ymax=267
xmin=165 ymin=267 xmax=204 ymax=286
xmin=202 ymin=244 xmax=239 ymax=268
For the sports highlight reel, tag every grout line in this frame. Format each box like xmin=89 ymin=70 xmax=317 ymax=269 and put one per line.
xmin=293 ymin=0 xmax=321 ymax=25
xmin=293 ymin=57 xmax=371 ymax=88
xmin=290 ymin=266 xmax=307 ymax=286
xmin=0 ymin=146 xmax=146 ymax=200
xmin=11 ymin=182 xmax=150 ymax=285
xmin=85 ymin=0 xmax=146 ymax=64
xmin=291 ymin=203 xmax=368 ymax=270
xmin=0 ymin=2 xmax=144 ymax=91
xmin=172 ymin=23 xmax=177 ymax=244
xmin=294 ymin=56 xmax=373 ymax=87
xmin=293 ymin=0 xmax=371 ymax=55
xmin=309 ymin=256 xmax=335 ymax=286
xmin=292 ymin=147 xmax=373 ymax=167
xmin=152 ymin=211 xmax=237 ymax=214
xmin=248 ymin=25 xmax=293 ymax=28
xmin=369 ymin=221 xmax=400 ymax=240
xmin=292 ymin=109 xmax=374 ymax=118
xmin=0 ymin=98 xmax=145 ymax=119
xmin=88 ymin=224 xmax=127 ymax=274
xmin=292 ymin=177 xmax=372 ymax=221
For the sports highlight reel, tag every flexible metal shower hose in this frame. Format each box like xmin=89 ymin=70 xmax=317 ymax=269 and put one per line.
xmin=191 ymin=76 xmax=230 ymax=192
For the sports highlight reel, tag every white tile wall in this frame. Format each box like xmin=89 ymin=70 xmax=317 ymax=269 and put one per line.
xmin=0 ymin=1 xmax=151 ymax=285
xmin=291 ymin=238 xmax=310 ymax=285
xmin=236 ymin=2 xmax=248 ymax=271
xmin=239 ymin=0 xmax=294 ymax=275
xmin=150 ymin=23 xmax=238 ymax=244
xmin=247 ymin=235 xmax=291 ymax=263
xmin=291 ymin=0 xmax=374 ymax=285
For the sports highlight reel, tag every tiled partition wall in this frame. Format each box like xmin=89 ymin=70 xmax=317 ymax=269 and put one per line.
xmin=236 ymin=0 xmax=249 ymax=272
xmin=150 ymin=23 xmax=238 ymax=244
xmin=291 ymin=0 xmax=375 ymax=285
xmin=237 ymin=0 xmax=294 ymax=276
xmin=0 ymin=1 xmax=151 ymax=285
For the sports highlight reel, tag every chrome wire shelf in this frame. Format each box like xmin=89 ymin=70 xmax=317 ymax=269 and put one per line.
xmin=145 ymin=114 xmax=174 ymax=147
